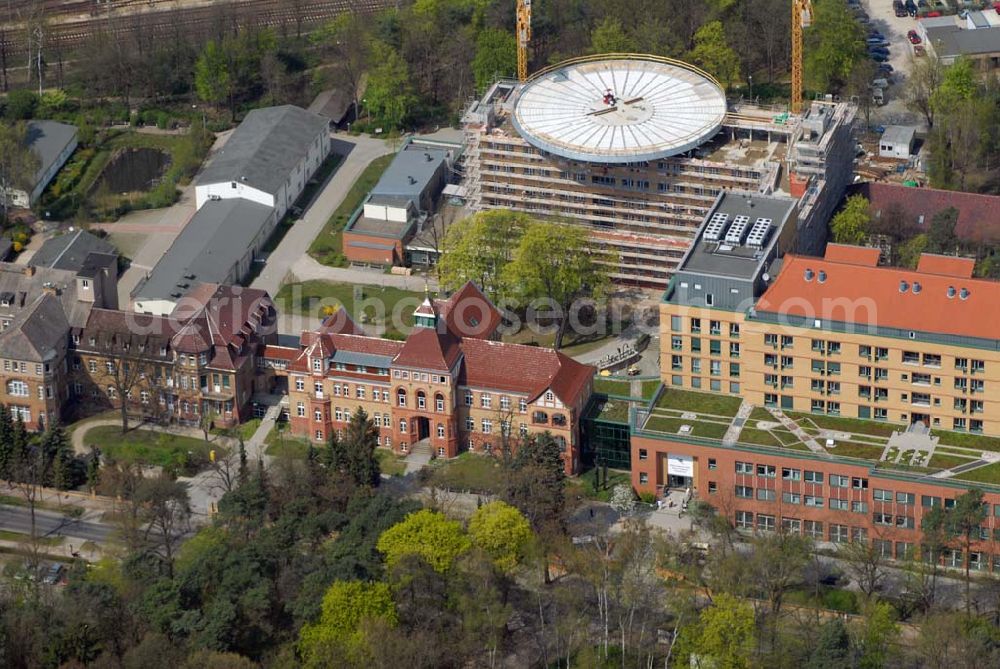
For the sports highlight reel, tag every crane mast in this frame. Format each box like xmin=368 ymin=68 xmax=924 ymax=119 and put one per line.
xmin=791 ymin=0 xmax=813 ymax=114
xmin=517 ymin=0 xmax=532 ymax=81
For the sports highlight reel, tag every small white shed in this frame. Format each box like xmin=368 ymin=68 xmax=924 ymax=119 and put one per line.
xmin=879 ymin=125 xmax=917 ymax=159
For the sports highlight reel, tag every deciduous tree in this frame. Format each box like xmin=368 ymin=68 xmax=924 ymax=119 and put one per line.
xmin=298 ymin=580 xmax=396 ymax=668
xmin=364 ymin=41 xmax=415 ymax=130
xmin=377 ymin=509 xmax=471 ymax=572
xmin=688 ymin=21 xmax=741 ymax=89
xmin=473 ymin=28 xmax=517 ymax=92
xmin=830 ymin=194 xmax=871 ymax=245
xmin=468 ymin=500 xmax=533 ymax=572
xmin=437 ymin=209 xmax=531 ymax=300
xmin=589 ymin=17 xmax=638 ymax=54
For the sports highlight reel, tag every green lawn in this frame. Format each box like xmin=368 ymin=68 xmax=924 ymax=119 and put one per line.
xmin=308 ymin=153 xmax=395 ymax=267
xmin=788 ymin=412 xmax=897 ymax=438
xmin=927 ymin=453 xmax=973 ymax=470
xmin=932 ymin=430 xmax=1000 ymax=453
xmin=643 ymin=416 xmax=729 ymax=439
xmin=84 ymin=425 xmax=214 ymax=475
xmin=655 ymin=388 xmax=742 ymax=417
xmin=823 ymin=441 xmax=886 ymax=461
xmin=264 ymin=430 xmax=313 ymax=459
xmin=594 ymin=398 xmax=630 ymax=424
xmin=954 ymin=462 xmax=1000 ymax=484
xmin=570 ymin=467 xmax=633 ymax=503
xmin=275 ymin=280 xmax=422 ymax=340
xmin=738 ymin=428 xmax=783 ymax=447
xmin=214 ymin=418 xmax=263 ymax=442
xmin=376 ymin=448 xmax=407 ymax=477
xmin=594 ymin=378 xmax=631 ymax=397
xmin=641 ymin=380 xmax=661 ymax=400
xmin=0 ymin=529 xmax=64 ymax=546
xmin=749 ymin=407 xmax=775 ymax=423
xmin=427 ymin=452 xmax=503 ymax=494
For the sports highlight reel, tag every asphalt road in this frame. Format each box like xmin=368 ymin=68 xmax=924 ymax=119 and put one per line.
xmin=0 ymin=505 xmax=114 ymax=543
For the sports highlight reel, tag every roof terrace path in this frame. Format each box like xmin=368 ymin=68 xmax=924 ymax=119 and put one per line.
xmin=765 ymin=408 xmax=829 ymax=455
xmin=722 ymin=401 xmax=753 ymax=445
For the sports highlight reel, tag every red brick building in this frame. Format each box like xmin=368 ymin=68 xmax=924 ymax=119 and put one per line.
xmin=282 ymin=283 xmax=594 ymax=474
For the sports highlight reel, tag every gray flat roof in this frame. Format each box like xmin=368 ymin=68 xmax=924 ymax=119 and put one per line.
xmin=196 ymin=105 xmax=329 ymax=196
xmin=926 ymin=25 xmax=1000 ymax=57
xmin=347 ymin=214 xmax=414 ymax=239
xmin=678 ymin=192 xmax=796 ymax=280
xmin=881 ymin=125 xmax=916 ymax=145
xmin=25 ymin=120 xmax=77 ymax=189
xmin=331 ymin=350 xmax=393 ymax=368
xmin=371 ymin=146 xmax=447 ymax=202
xmin=30 ymin=229 xmax=117 ymax=272
xmin=133 ymin=199 xmax=273 ymax=301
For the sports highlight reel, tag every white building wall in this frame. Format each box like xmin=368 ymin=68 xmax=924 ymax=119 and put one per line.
xmin=195 ymin=182 xmax=274 ymax=210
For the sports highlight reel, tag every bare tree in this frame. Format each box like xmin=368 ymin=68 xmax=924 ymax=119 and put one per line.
xmin=838 ymin=535 xmax=890 ymax=602
xmin=136 ymin=475 xmax=191 ymax=578
xmin=906 ymin=54 xmax=944 ymax=128
xmin=84 ymin=335 xmax=159 ymax=434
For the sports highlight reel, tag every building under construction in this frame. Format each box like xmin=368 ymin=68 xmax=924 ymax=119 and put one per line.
xmin=461 ymin=54 xmax=857 ymax=289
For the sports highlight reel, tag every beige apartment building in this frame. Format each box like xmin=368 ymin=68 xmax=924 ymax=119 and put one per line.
xmin=662 ymin=213 xmax=1000 ymax=435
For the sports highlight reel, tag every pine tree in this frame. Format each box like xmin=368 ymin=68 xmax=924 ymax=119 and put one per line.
xmin=0 ymin=405 xmax=13 ymax=481
xmin=86 ymin=447 xmax=101 ymax=493
xmin=40 ymin=419 xmax=71 ymax=489
xmin=237 ymin=440 xmax=248 ymax=486
xmin=341 ymin=408 xmax=380 ymax=487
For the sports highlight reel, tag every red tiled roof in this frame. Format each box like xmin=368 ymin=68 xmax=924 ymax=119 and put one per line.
xmin=823 ymin=244 xmax=880 ymax=266
xmin=317 ymin=307 xmax=360 ymax=335
xmin=393 ymin=326 xmax=462 ymax=371
xmin=850 ymin=182 xmax=1000 ymax=244
xmin=916 ymin=253 xmax=975 ymax=278
xmin=260 ymin=345 xmax=299 ymax=361
xmin=458 ymin=338 xmax=594 ymax=404
xmin=756 ymin=252 xmax=1000 ymax=340
xmin=435 ymin=281 xmax=503 ymax=340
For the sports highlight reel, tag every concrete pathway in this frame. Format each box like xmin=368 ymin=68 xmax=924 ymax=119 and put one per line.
xmin=723 ymin=401 xmax=753 ymax=445
xmin=765 ymin=407 xmax=829 ymax=455
xmin=286 ymin=255 xmax=436 ymax=292
xmin=250 ymin=134 xmax=395 ymax=298
xmin=404 ymin=439 xmax=433 ymax=475
xmin=245 ymin=401 xmax=282 ymax=464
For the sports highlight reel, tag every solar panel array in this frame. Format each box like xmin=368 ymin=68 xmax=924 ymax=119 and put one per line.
xmin=703 ymin=212 xmax=730 ymax=241
xmin=746 ymin=217 xmax=773 ymax=249
xmin=724 ymin=215 xmax=751 ymax=244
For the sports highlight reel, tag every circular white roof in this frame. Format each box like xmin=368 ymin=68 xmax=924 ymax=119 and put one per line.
xmin=512 ymin=56 xmax=728 ymax=164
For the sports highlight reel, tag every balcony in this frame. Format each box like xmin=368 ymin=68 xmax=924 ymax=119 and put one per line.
xmin=532 ymin=411 xmax=549 ymax=425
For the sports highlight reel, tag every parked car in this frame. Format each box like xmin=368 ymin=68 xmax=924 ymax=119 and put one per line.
xmin=914 ymin=45 xmax=926 ymax=56
xmin=872 ymin=88 xmax=886 ymax=106
xmin=867 ymin=37 xmax=889 ymax=47
xmin=868 ymin=46 xmax=890 ymax=56
xmin=908 ymin=29 xmax=922 ymax=44
xmin=905 ymin=0 xmax=918 ymax=14
xmin=878 ymin=63 xmax=895 ymax=74
xmin=871 ymin=78 xmax=889 ymax=89
xmin=869 ymin=51 xmax=889 ymax=62
xmin=926 ymin=10 xmax=941 ymax=16
xmin=41 ymin=563 xmax=64 ymax=586
xmin=894 ymin=0 xmax=908 ymax=16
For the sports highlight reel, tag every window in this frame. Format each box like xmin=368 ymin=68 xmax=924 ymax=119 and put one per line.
xmin=89 ymin=360 xmax=97 ymax=373
xmin=829 ymin=498 xmax=849 ymax=511
xmin=782 ymin=492 xmax=801 ymax=505
xmin=436 ymin=395 xmax=445 ymax=412
xmin=708 ymin=458 xmax=717 ymax=470
xmin=735 ymin=461 xmax=753 ymax=474
xmin=736 ymin=511 xmax=754 ymax=529
xmin=805 ymin=496 xmax=824 ymax=508
xmin=782 ymin=468 xmax=801 ymax=481
xmin=804 ymin=470 xmax=823 ymax=484
xmin=312 ymin=358 xmax=322 ymax=372
xmin=296 ymin=402 xmax=305 ymax=417
xmin=757 ymin=489 xmax=776 ymax=501
xmin=829 ymin=474 xmax=849 ymax=488
xmin=417 ymin=392 xmax=426 ymax=409
xmin=896 ymin=492 xmax=915 ymax=505
xmin=851 ymin=477 xmax=869 ymax=490
xmin=314 ymin=409 xmax=323 ymax=422
xmin=639 ymin=449 xmax=648 ymax=461
xmin=756 ymin=514 xmax=776 ymax=532
xmin=671 ymin=336 xmax=683 ymax=351
xmin=482 ymin=419 xmax=492 ymax=434
xmin=639 ymin=472 xmax=648 ymax=484
xmin=690 ymin=318 xmax=701 ymax=333
xmin=437 ymin=424 xmax=445 ymax=438
xmin=756 ymin=464 xmax=776 ymax=478
xmin=398 ymin=389 xmax=407 ymax=407
xmin=481 ymin=393 xmax=492 ymax=409
xmin=399 ymin=419 xmax=408 ymax=433
xmin=6 ymin=380 xmax=28 ymax=397
xmin=851 ymin=501 xmax=868 ymax=513
xmin=873 ymin=489 xmax=892 ymax=502
xmin=735 ymin=485 xmax=753 ymax=499
xmin=829 ymin=524 xmax=849 ymax=543
xmin=519 ymin=398 xmax=527 ymax=412
xmin=895 ymin=516 xmax=915 ymax=529
xmin=314 ymin=382 xmax=324 ymax=397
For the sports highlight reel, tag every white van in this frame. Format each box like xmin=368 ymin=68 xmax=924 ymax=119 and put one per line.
xmin=872 ymin=87 xmax=886 ymax=106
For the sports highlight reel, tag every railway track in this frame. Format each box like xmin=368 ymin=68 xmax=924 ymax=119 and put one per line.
xmin=1 ymin=0 xmax=392 ymax=61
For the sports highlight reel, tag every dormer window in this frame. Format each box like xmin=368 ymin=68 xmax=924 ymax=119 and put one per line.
xmin=313 ymin=358 xmax=323 ymax=372
xmin=81 ymin=279 xmax=90 ymax=289
xmin=199 ymin=353 xmax=208 ymax=365
xmin=72 ymin=334 xmax=80 ymax=345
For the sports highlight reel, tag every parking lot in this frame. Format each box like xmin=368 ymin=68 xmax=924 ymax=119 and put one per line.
xmin=854 ymin=0 xmax=926 ymax=126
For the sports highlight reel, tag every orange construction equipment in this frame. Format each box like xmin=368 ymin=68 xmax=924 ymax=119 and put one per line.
xmin=517 ymin=0 xmax=532 ymax=81
xmin=791 ymin=0 xmax=813 ymax=114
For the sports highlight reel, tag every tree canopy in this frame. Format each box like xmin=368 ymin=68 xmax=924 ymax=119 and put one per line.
xmin=467 ymin=500 xmax=533 ymax=572
xmin=830 ymin=194 xmax=871 ymax=245
xmin=297 ymin=580 xmax=396 ymax=667
xmin=377 ymin=509 xmax=472 ymax=573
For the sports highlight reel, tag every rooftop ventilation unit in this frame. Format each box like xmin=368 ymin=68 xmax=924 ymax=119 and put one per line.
xmin=703 ymin=212 xmax=730 ymax=241
xmin=947 ymin=286 xmax=956 ymax=298
xmin=818 ymin=270 xmax=827 ymax=283
xmin=913 ymin=282 xmax=922 ymax=294
xmin=746 ymin=217 xmax=773 ymax=249
xmin=724 ymin=215 xmax=751 ymax=245
xmin=960 ymin=287 xmax=970 ymax=300
xmin=899 ymin=280 xmax=909 ymax=293
xmin=804 ymin=268 xmax=815 ymax=281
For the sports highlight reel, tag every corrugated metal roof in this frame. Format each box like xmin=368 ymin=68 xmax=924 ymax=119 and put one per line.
xmin=331 ymin=350 xmax=394 ymax=368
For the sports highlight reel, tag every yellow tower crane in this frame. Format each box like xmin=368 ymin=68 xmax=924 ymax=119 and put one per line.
xmin=517 ymin=0 xmax=532 ymax=81
xmin=791 ymin=0 xmax=813 ymax=114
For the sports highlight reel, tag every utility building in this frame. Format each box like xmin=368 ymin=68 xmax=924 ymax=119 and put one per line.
xmin=462 ymin=55 xmax=856 ymax=289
